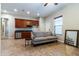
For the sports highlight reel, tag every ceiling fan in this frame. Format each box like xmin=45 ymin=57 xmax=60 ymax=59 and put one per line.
xmin=44 ymin=3 xmax=48 ymax=6
xmin=44 ymin=3 xmax=58 ymax=7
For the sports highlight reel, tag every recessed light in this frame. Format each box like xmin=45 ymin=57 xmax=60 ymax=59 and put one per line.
xmin=37 ymin=13 xmax=40 ymax=16
xmin=14 ymin=9 xmax=18 ymax=12
xmin=27 ymin=11 xmax=30 ymax=14
xmin=3 ymin=10 xmax=7 ymax=13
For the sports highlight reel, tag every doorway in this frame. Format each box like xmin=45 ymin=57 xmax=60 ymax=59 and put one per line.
xmin=2 ymin=18 xmax=9 ymax=39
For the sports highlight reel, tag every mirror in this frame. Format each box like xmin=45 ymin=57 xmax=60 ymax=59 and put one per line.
xmin=64 ymin=30 xmax=79 ymax=47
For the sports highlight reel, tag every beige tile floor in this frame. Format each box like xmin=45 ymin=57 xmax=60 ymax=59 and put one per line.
xmin=1 ymin=39 xmax=79 ymax=56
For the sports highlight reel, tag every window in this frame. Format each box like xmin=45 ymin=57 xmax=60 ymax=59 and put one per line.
xmin=54 ymin=16 xmax=63 ymax=35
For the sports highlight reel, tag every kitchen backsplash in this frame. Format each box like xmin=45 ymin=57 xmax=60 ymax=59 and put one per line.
xmin=15 ymin=26 xmax=39 ymax=31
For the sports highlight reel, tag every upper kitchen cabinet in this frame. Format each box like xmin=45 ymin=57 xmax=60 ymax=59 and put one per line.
xmin=15 ymin=19 xmax=25 ymax=28
xmin=15 ymin=18 xmax=39 ymax=28
xmin=32 ymin=20 xmax=39 ymax=26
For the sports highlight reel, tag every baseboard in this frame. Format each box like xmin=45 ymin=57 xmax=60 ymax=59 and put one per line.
xmin=58 ymin=40 xmax=64 ymax=43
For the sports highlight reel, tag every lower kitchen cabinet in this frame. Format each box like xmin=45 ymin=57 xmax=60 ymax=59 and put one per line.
xmin=21 ymin=32 xmax=31 ymax=39
xmin=15 ymin=31 xmax=31 ymax=39
xmin=15 ymin=32 xmax=22 ymax=39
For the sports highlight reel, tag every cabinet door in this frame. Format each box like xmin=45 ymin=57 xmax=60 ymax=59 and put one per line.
xmin=15 ymin=20 xmax=25 ymax=28
xmin=32 ymin=20 xmax=39 ymax=26
xmin=23 ymin=20 xmax=27 ymax=28
xmin=36 ymin=21 xmax=39 ymax=26
xmin=15 ymin=32 xmax=22 ymax=39
xmin=21 ymin=32 xmax=31 ymax=39
xmin=14 ymin=32 xmax=22 ymax=39
xmin=15 ymin=20 xmax=20 ymax=28
xmin=15 ymin=19 xmax=39 ymax=28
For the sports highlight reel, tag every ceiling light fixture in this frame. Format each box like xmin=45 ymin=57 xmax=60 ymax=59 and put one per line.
xmin=44 ymin=3 xmax=48 ymax=6
xmin=14 ymin=9 xmax=18 ymax=12
xmin=27 ymin=11 xmax=30 ymax=14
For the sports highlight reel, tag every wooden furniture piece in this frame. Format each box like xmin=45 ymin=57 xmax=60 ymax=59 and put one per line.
xmin=64 ymin=30 xmax=79 ymax=48
xmin=22 ymin=32 xmax=32 ymax=46
xmin=21 ymin=32 xmax=31 ymax=39
xmin=15 ymin=18 xmax=39 ymax=28
xmin=15 ymin=19 xmax=25 ymax=28
xmin=25 ymin=38 xmax=32 ymax=46
xmin=15 ymin=31 xmax=22 ymax=39
xmin=15 ymin=30 xmax=32 ymax=39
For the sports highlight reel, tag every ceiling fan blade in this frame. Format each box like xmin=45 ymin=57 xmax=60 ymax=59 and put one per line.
xmin=54 ymin=3 xmax=58 ymax=5
xmin=44 ymin=3 xmax=48 ymax=6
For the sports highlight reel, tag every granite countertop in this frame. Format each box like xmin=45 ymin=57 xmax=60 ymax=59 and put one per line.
xmin=15 ymin=30 xmax=32 ymax=32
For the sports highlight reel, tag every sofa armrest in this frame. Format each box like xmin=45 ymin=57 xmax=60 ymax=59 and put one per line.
xmin=31 ymin=32 xmax=35 ymax=40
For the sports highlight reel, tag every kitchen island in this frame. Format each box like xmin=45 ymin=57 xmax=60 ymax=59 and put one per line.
xmin=15 ymin=30 xmax=32 ymax=39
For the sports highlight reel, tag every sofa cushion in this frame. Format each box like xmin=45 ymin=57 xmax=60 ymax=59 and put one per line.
xmin=44 ymin=32 xmax=52 ymax=36
xmin=33 ymin=32 xmax=52 ymax=37
xmin=34 ymin=36 xmax=57 ymax=41
xmin=46 ymin=36 xmax=57 ymax=39
xmin=33 ymin=32 xmax=45 ymax=37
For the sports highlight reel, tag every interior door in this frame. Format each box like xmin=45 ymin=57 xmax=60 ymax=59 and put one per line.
xmin=2 ymin=18 xmax=8 ymax=38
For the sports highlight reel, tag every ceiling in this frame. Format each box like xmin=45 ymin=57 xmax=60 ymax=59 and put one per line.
xmin=1 ymin=3 xmax=66 ymax=18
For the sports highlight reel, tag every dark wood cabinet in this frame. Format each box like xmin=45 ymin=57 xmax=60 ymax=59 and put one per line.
xmin=15 ymin=31 xmax=22 ymax=39
xmin=15 ymin=20 xmax=22 ymax=28
xmin=15 ymin=18 xmax=39 ymax=28
xmin=15 ymin=19 xmax=26 ymax=28
xmin=21 ymin=32 xmax=31 ymax=39
xmin=32 ymin=20 xmax=39 ymax=26
xmin=15 ymin=31 xmax=32 ymax=39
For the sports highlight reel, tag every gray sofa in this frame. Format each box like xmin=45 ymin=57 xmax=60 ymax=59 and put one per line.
xmin=31 ymin=32 xmax=57 ymax=45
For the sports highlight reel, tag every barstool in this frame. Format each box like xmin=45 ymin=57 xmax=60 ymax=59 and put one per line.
xmin=25 ymin=38 xmax=32 ymax=46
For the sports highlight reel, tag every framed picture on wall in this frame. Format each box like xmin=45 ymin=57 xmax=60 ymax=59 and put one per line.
xmin=64 ymin=30 xmax=79 ymax=48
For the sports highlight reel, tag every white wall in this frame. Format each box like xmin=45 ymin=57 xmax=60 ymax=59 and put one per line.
xmin=39 ymin=17 xmax=46 ymax=31
xmin=1 ymin=14 xmax=15 ymax=38
xmin=0 ymin=3 xmax=1 ymax=55
xmin=0 ymin=4 xmax=1 ymax=37
xmin=45 ymin=15 xmax=54 ymax=33
xmin=45 ymin=4 xmax=79 ymax=43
